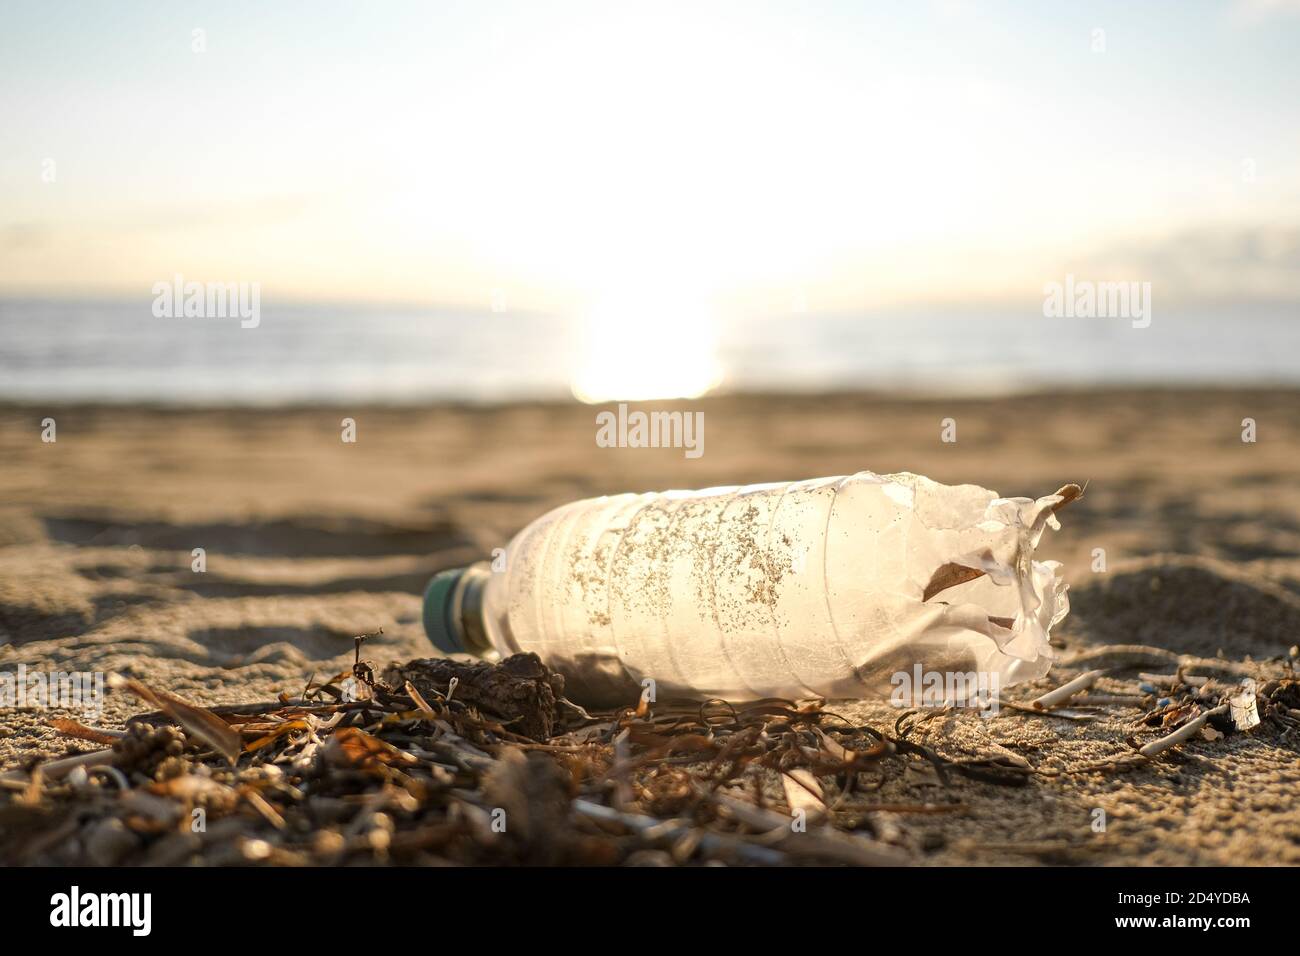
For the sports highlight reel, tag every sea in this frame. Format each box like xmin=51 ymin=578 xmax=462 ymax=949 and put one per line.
xmin=0 ymin=297 xmax=1296 ymax=404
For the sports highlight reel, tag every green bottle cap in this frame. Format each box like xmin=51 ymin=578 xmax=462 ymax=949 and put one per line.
xmin=422 ymin=567 xmax=468 ymax=655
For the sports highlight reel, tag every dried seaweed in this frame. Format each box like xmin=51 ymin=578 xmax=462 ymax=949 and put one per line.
xmin=6 ymin=639 xmax=1270 ymax=866
xmin=0 ymin=649 xmax=995 ymax=866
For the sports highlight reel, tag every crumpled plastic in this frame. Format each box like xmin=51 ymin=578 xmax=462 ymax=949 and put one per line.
xmin=484 ymin=471 xmax=1079 ymax=706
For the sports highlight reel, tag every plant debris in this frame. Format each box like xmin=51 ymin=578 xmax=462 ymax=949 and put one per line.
xmin=0 ymin=646 xmax=1033 ymax=866
xmin=0 ymin=641 xmax=1282 ymax=866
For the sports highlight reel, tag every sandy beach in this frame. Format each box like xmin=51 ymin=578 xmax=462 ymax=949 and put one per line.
xmin=1 ymin=386 xmax=1298 ymax=865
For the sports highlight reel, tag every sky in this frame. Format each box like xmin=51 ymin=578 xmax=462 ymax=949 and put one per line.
xmin=3 ymin=0 xmax=1300 ymax=318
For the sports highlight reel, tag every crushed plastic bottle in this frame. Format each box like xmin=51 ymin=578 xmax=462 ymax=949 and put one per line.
xmin=423 ymin=472 xmax=1077 ymax=706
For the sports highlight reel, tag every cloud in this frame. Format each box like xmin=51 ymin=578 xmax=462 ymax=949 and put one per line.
xmin=1075 ymin=224 xmax=1300 ymax=303
xmin=0 ymin=223 xmax=51 ymax=250
xmin=1232 ymin=0 xmax=1300 ymax=22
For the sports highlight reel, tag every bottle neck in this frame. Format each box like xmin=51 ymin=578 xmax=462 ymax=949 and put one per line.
xmin=454 ymin=562 xmax=493 ymax=655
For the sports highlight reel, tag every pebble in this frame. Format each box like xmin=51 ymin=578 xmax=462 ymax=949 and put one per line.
xmin=144 ymin=831 xmax=201 ymax=866
xmin=314 ymin=830 xmax=345 ymax=855
xmin=84 ymin=817 xmax=141 ymax=866
xmin=241 ymin=838 xmax=274 ymax=861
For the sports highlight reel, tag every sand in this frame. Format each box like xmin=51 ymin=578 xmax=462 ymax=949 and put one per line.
xmin=1 ymin=387 xmax=1298 ymax=864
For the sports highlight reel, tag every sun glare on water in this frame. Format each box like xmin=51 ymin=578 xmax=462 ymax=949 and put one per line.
xmin=570 ymin=296 xmax=723 ymax=404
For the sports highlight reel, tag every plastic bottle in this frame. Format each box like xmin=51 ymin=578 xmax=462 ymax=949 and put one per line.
xmin=423 ymin=472 xmax=1075 ymax=706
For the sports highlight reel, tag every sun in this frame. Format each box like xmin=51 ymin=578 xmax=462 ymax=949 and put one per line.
xmin=570 ymin=294 xmax=723 ymax=404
